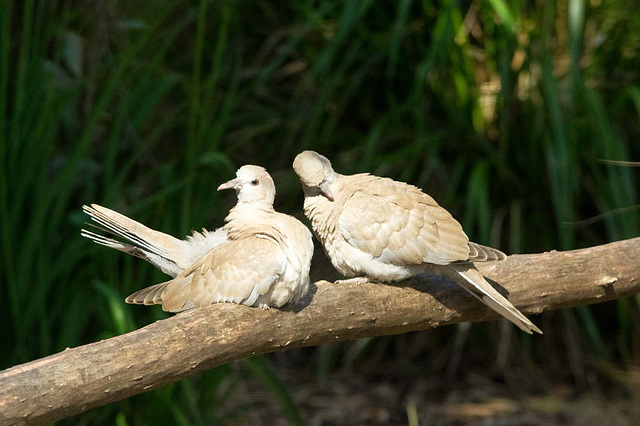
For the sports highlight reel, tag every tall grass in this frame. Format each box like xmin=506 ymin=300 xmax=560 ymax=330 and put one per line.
xmin=1 ymin=0 xmax=639 ymax=423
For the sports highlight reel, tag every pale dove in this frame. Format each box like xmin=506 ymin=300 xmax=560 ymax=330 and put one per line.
xmin=83 ymin=165 xmax=314 ymax=312
xmin=293 ymin=151 xmax=541 ymax=334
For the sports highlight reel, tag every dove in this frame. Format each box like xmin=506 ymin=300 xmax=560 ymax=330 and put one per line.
xmin=292 ymin=151 xmax=542 ymax=334
xmin=83 ymin=165 xmax=314 ymax=312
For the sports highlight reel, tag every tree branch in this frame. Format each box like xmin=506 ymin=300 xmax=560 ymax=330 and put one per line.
xmin=2 ymin=238 xmax=640 ymax=425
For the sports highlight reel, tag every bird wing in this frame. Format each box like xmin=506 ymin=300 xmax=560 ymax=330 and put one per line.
xmin=338 ymin=177 xmax=470 ymax=266
xmin=160 ymin=235 xmax=287 ymax=312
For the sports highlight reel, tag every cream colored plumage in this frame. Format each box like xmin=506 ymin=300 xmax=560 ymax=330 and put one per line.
xmin=293 ymin=151 xmax=541 ymax=334
xmin=82 ymin=204 xmax=226 ymax=277
xmin=83 ymin=165 xmax=314 ymax=312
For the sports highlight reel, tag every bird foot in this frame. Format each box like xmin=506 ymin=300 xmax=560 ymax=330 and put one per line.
xmin=334 ymin=277 xmax=369 ymax=285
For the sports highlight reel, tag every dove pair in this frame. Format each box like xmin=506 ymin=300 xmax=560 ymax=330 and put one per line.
xmin=83 ymin=153 xmax=541 ymax=334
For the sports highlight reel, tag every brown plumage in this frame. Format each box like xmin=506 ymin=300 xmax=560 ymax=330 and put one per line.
xmin=293 ymin=151 xmax=541 ymax=334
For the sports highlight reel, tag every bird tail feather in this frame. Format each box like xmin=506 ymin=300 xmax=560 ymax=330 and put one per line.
xmin=442 ymin=263 xmax=542 ymax=334
xmin=81 ymin=204 xmax=184 ymax=276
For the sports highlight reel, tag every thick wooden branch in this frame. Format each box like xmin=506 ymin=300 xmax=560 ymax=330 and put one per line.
xmin=2 ymin=238 xmax=640 ymax=425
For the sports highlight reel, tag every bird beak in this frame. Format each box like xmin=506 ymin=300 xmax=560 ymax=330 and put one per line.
xmin=318 ymin=181 xmax=334 ymax=202
xmin=217 ymin=178 xmax=240 ymax=191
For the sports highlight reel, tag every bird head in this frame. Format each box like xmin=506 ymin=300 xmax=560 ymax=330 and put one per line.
xmin=292 ymin=151 xmax=335 ymax=201
xmin=217 ymin=165 xmax=276 ymax=205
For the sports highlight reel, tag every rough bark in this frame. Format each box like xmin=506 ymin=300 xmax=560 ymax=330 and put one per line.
xmin=1 ymin=237 xmax=640 ymax=425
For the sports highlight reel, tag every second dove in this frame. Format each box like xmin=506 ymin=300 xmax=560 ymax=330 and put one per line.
xmin=293 ymin=151 xmax=541 ymax=334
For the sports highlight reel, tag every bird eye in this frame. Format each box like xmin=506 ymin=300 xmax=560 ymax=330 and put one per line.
xmin=251 ymin=179 xmax=260 ymax=186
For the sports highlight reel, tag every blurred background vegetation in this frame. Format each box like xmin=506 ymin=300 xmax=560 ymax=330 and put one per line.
xmin=1 ymin=0 xmax=640 ymax=424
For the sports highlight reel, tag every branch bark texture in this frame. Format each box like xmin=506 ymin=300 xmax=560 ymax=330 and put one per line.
xmin=2 ymin=238 xmax=640 ymax=425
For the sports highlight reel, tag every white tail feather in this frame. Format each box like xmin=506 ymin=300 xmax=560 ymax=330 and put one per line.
xmin=82 ymin=204 xmax=228 ymax=278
